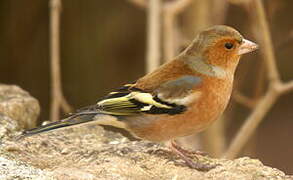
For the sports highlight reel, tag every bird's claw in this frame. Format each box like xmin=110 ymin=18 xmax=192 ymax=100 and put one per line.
xmin=184 ymin=159 xmax=219 ymax=171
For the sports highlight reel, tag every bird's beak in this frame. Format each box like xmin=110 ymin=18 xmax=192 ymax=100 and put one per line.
xmin=238 ymin=39 xmax=258 ymax=55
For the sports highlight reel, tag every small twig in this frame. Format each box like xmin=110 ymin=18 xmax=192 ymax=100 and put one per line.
xmin=163 ymin=11 xmax=175 ymax=61
xmin=60 ymin=95 xmax=73 ymax=113
xmin=128 ymin=0 xmax=192 ymax=13
xmin=163 ymin=0 xmax=192 ymax=61
xmin=49 ymin=0 xmax=73 ymax=121
xmin=279 ymin=80 xmax=293 ymax=93
xmin=254 ymin=0 xmax=280 ymax=83
xmin=163 ymin=0 xmax=192 ymax=14
xmin=223 ymin=87 xmax=279 ymax=159
xmin=146 ymin=0 xmax=162 ymax=73
xmin=233 ymin=91 xmax=256 ymax=108
xmin=128 ymin=0 xmax=192 ymax=61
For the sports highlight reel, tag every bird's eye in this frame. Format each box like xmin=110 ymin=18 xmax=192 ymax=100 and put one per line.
xmin=224 ymin=42 xmax=234 ymax=50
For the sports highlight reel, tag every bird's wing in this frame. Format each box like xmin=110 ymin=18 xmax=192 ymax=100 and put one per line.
xmin=94 ymin=75 xmax=202 ymax=116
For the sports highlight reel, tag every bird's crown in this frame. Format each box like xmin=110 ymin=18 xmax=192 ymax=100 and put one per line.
xmin=186 ymin=25 xmax=244 ymax=56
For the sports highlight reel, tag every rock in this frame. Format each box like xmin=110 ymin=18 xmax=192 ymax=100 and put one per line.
xmin=1 ymin=124 xmax=292 ymax=180
xmin=0 ymin=114 xmax=19 ymax=140
xmin=0 ymin=155 xmax=51 ymax=180
xmin=0 ymin=84 xmax=40 ymax=130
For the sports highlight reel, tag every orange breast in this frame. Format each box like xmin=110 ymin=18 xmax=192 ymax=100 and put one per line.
xmin=126 ymin=76 xmax=233 ymax=142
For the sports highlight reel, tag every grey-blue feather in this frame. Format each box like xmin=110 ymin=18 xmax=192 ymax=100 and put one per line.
xmin=156 ymin=75 xmax=202 ymax=99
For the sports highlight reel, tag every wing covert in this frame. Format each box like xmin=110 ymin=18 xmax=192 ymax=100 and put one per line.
xmin=94 ymin=76 xmax=202 ymax=116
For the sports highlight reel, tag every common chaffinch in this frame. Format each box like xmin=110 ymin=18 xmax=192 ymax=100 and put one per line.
xmin=19 ymin=25 xmax=258 ymax=171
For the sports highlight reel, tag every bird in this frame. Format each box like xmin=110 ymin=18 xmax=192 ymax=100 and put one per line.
xmin=18 ymin=25 xmax=258 ymax=171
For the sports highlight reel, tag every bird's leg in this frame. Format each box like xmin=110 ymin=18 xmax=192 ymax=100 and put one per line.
xmin=170 ymin=140 xmax=217 ymax=171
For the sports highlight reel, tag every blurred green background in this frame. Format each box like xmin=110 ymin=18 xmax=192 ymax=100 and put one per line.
xmin=0 ymin=0 xmax=292 ymax=174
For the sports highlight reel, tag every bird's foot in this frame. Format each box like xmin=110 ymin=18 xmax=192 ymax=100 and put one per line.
xmin=183 ymin=157 xmax=218 ymax=171
xmin=170 ymin=140 xmax=218 ymax=171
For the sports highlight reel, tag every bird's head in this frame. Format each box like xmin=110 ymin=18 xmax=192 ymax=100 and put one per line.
xmin=185 ymin=25 xmax=258 ymax=73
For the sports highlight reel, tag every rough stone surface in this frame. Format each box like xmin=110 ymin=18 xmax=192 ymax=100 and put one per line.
xmin=1 ymin=124 xmax=292 ymax=180
xmin=0 ymin=84 xmax=40 ymax=129
xmin=0 ymin=114 xmax=19 ymax=140
xmin=0 ymin=84 xmax=292 ymax=180
xmin=0 ymin=156 xmax=51 ymax=180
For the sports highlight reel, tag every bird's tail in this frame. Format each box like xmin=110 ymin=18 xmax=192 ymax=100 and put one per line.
xmin=17 ymin=111 xmax=99 ymax=139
